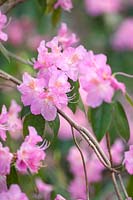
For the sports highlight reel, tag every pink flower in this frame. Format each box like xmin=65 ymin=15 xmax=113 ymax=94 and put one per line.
xmin=124 ymin=145 xmax=133 ymax=175
xmin=0 ymin=184 xmax=29 ymax=200
xmin=79 ymin=51 xmax=125 ymax=107
xmin=111 ymin=18 xmax=133 ymax=51
xmin=57 ymin=22 xmax=78 ymax=49
xmin=7 ymin=100 xmax=22 ymax=139
xmin=16 ymin=126 xmax=46 ymax=174
xmin=0 ymin=142 xmax=13 ymax=176
xmin=0 ymin=176 xmax=7 ymax=193
xmin=35 ymin=178 xmax=53 ymax=200
xmin=54 ymin=0 xmax=73 ymax=12
xmin=57 ymin=45 xmax=86 ymax=81
xmin=111 ymin=139 xmax=124 ymax=164
xmin=17 ymin=72 xmax=45 ymax=106
xmin=0 ymin=105 xmax=8 ymax=141
xmin=54 ymin=194 xmax=66 ymax=200
xmin=84 ymin=0 xmax=122 ymax=16
xmin=0 ymin=11 xmax=8 ymax=41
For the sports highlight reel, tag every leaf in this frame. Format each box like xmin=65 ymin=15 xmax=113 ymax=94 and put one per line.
xmin=48 ymin=113 xmax=60 ymax=138
xmin=7 ymin=166 xmax=19 ymax=187
xmin=112 ymin=101 xmax=130 ymax=141
xmin=0 ymin=42 xmax=10 ymax=62
xmin=23 ymin=113 xmax=45 ymax=137
xmin=127 ymin=175 xmax=133 ymax=197
xmin=52 ymin=8 xmax=61 ymax=26
xmin=45 ymin=0 xmax=56 ymax=14
xmin=21 ymin=106 xmax=30 ymax=118
xmin=68 ymin=80 xmax=80 ymax=113
xmin=90 ymin=102 xmax=112 ymax=141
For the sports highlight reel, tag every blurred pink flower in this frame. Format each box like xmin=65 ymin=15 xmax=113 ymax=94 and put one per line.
xmin=54 ymin=0 xmax=73 ymax=12
xmin=0 ymin=11 xmax=8 ymax=41
xmin=35 ymin=178 xmax=53 ymax=200
xmin=124 ymin=145 xmax=133 ymax=175
xmin=112 ymin=18 xmax=133 ymax=51
xmin=0 ymin=142 xmax=13 ymax=176
xmin=84 ymin=0 xmax=122 ymax=16
xmin=0 ymin=184 xmax=29 ymax=200
xmin=0 ymin=105 xmax=8 ymax=141
xmin=7 ymin=100 xmax=22 ymax=139
xmin=0 ymin=176 xmax=7 ymax=193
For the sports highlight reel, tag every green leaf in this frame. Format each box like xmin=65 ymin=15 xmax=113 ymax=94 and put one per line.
xmin=23 ymin=113 xmax=45 ymax=137
xmin=0 ymin=42 xmax=10 ymax=62
xmin=68 ymin=80 xmax=80 ymax=113
xmin=45 ymin=0 xmax=56 ymax=13
xmin=90 ymin=102 xmax=112 ymax=141
xmin=48 ymin=114 xmax=60 ymax=138
xmin=112 ymin=101 xmax=130 ymax=141
xmin=21 ymin=106 xmax=30 ymax=118
xmin=7 ymin=166 xmax=19 ymax=187
xmin=127 ymin=175 xmax=133 ymax=197
xmin=52 ymin=8 xmax=61 ymax=26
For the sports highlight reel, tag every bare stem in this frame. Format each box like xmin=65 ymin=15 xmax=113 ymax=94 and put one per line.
xmin=71 ymin=126 xmax=89 ymax=200
xmin=118 ymin=174 xmax=129 ymax=199
xmin=0 ymin=69 xmax=22 ymax=85
xmin=106 ymin=133 xmax=123 ymax=200
xmin=7 ymin=50 xmax=33 ymax=66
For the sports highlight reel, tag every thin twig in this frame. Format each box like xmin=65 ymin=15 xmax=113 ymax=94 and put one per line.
xmin=106 ymin=133 xmax=123 ymax=200
xmin=7 ymin=50 xmax=33 ymax=66
xmin=0 ymin=69 xmax=22 ymax=85
xmin=71 ymin=126 xmax=89 ymax=200
xmin=118 ymin=174 xmax=129 ymax=199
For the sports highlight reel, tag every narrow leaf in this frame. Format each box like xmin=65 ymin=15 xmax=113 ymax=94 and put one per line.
xmin=112 ymin=101 xmax=130 ymax=141
xmin=52 ymin=8 xmax=61 ymax=26
xmin=90 ymin=102 xmax=112 ymax=141
xmin=23 ymin=113 xmax=45 ymax=137
xmin=125 ymin=92 xmax=133 ymax=108
xmin=7 ymin=166 xmax=19 ymax=187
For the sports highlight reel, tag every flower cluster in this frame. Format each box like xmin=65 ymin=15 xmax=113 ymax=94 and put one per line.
xmin=18 ymin=23 xmax=125 ymax=121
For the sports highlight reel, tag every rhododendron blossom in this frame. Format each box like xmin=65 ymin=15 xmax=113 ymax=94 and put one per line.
xmin=79 ymin=51 xmax=125 ymax=107
xmin=16 ymin=126 xmax=46 ymax=173
xmin=54 ymin=0 xmax=73 ymax=12
xmin=0 ymin=143 xmax=13 ymax=176
xmin=0 ymin=184 xmax=29 ymax=200
xmin=124 ymin=145 xmax=133 ymax=175
xmin=0 ymin=11 xmax=8 ymax=41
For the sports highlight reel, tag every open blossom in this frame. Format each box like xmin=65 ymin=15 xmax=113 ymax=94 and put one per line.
xmin=35 ymin=178 xmax=53 ymax=200
xmin=16 ymin=126 xmax=46 ymax=173
xmin=124 ymin=145 xmax=133 ymax=175
xmin=0 ymin=184 xmax=29 ymax=200
xmin=57 ymin=22 xmax=78 ymax=49
xmin=84 ymin=0 xmax=122 ymax=16
xmin=0 ymin=11 xmax=8 ymax=41
xmin=0 ymin=105 xmax=8 ymax=141
xmin=111 ymin=18 xmax=133 ymax=51
xmin=0 ymin=143 xmax=13 ymax=176
xmin=79 ymin=51 xmax=125 ymax=108
xmin=54 ymin=0 xmax=73 ymax=12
